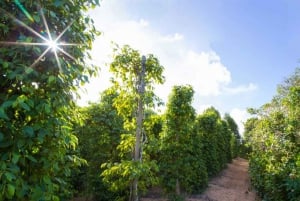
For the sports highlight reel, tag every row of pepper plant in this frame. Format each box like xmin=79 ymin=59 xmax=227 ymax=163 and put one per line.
xmin=0 ymin=0 xmax=100 ymax=200
xmin=245 ymin=68 xmax=300 ymax=201
xmin=74 ymin=45 xmax=241 ymax=201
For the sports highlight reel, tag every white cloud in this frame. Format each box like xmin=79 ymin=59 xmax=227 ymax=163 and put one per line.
xmin=139 ymin=19 xmax=149 ymax=27
xmin=181 ymin=51 xmax=231 ymax=96
xmin=230 ymin=108 xmax=251 ymax=136
xmin=161 ymin=33 xmax=184 ymax=42
xmin=149 ymin=50 xmax=233 ymax=105
xmin=78 ymin=1 xmax=257 ymax=108
xmin=225 ymin=83 xmax=257 ymax=94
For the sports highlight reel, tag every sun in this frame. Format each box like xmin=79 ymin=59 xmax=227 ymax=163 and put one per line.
xmin=47 ymin=40 xmax=58 ymax=52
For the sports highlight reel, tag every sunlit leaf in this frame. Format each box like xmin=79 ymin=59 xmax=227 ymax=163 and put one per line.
xmin=7 ymin=184 xmax=15 ymax=197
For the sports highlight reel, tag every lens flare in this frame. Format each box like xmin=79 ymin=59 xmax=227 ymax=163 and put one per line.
xmin=0 ymin=2 xmax=81 ymax=71
xmin=14 ymin=0 xmax=34 ymax=22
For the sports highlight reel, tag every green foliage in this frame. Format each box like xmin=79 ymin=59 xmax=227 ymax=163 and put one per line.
xmin=158 ymin=89 xmax=237 ymax=199
xmin=195 ymin=107 xmax=221 ymax=176
xmin=159 ymin=85 xmax=207 ymax=195
xmin=101 ymin=160 xmax=159 ymax=194
xmin=219 ymin=120 xmax=234 ymax=163
xmin=73 ymin=90 xmax=164 ymax=201
xmin=194 ymin=108 xmax=236 ymax=179
xmin=188 ymin=122 xmax=208 ymax=193
xmin=0 ymin=0 xmax=99 ymax=200
xmin=73 ymin=89 xmax=124 ymax=200
xmin=143 ymin=111 xmax=164 ymax=163
xmin=246 ymin=68 xmax=300 ymax=201
xmin=110 ymin=44 xmax=165 ymax=124
xmin=224 ymin=113 xmax=241 ymax=158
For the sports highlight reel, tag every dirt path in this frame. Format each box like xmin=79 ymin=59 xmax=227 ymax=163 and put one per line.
xmin=142 ymin=158 xmax=258 ymax=201
xmin=187 ymin=158 xmax=258 ymax=201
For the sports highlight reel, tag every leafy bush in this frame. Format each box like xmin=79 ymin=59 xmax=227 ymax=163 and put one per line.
xmin=246 ymin=68 xmax=300 ymax=201
xmin=73 ymin=89 xmax=124 ymax=200
xmin=0 ymin=0 xmax=99 ymax=200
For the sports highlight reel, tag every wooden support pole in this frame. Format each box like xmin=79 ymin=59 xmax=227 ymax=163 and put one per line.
xmin=132 ymin=55 xmax=146 ymax=201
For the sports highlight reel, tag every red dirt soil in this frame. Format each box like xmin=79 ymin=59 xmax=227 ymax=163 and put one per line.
xmin=142 ymin=158 xmax=260 ymax=201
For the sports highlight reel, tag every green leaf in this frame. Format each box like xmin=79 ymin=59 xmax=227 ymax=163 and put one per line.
xmin=54 ymin=0 xmax=63 ymax=7
xmin=27 ymin=37 xmax=34 ymax=43
xmin=17 ymin=139 xmax=25 ymax=149
xmin=4 ymin=172 xmax=15 ymax=182
xmin=0 ymin=108 xmax=9 ymax=120
xmin=33 ymin=46 xmax=41 ymax=54
xmin=50 ymin=11 xmax=56 ymax=18
xmin=52 ymin=195 xmax=60 ymax=201
xmin=20 ymin=102 xmax=30 ymax=111
xmin=27 ymin=99 xmax=34 ymax=108
xmin=48 ymin=75 xmax=56 ymax=84
xmin=0 ymin=132 xmax=3 ymax=141
xmin=12 ymin=153 xmax=20 ymax=164
xmin=1 ymin=100 xmax=13 ymax=108
xmin=23 ymin=126 xmax=34 ymax=137
xmin=3 ymin=61 xmax=9 ymax=68
xmin=26 ymin=155 xmax=37 ymax=163
xmin=7 ymin=184 xmax=15 ymax=197
xmin=25 ymin=67 xmax=34 ymax=74
xmin=43 ymin=176 xmax=51 ymax=184
xmin=44 ymin=104 xmax=51 ymax=114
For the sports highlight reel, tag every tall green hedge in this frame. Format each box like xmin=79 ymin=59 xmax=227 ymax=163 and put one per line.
xmin=159 ymin=85 xmax=200 ymax=196
xmin=246 ymin=68 xmax=300 ymax=201
xmin=159 ymin=87 xmax=237 ymax=199
xmin=73 ymin=89 xmax=124 ymax=200
xmin=0 ymin=0 xmax=99 ymax=200
xmin=195 ymin=108 xmax=235 ymax=177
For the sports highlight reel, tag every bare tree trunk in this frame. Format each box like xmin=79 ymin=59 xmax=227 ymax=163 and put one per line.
xmin=131 ymin=56 xmax=146 ymax=201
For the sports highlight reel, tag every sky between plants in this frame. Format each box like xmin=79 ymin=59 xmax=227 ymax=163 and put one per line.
xmin=79 ymin=0 xmax=300 ymax=134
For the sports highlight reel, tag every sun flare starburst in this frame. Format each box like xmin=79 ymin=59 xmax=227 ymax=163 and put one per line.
xmin=0 ymin=2 xmax=80 ymax=72
xmin=47 ymin=40 xmax=58 ymax=52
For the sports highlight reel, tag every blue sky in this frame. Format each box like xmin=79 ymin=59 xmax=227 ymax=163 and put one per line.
xmin=80 ymin=0 xmax=300 ymax=133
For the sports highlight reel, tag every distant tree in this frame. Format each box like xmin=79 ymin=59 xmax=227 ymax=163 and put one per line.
xmin=219 ymin=119 xmax=234 ymax=163
xmin=224 ymin=113 xmax=240 ymax=140
xmin=224 ymin=113 xmax=240 ymax=158
xmin=277 ymin=68 xmax=300 ymax=98
xmin=0 ymin=1 xmax=99 ymax=200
